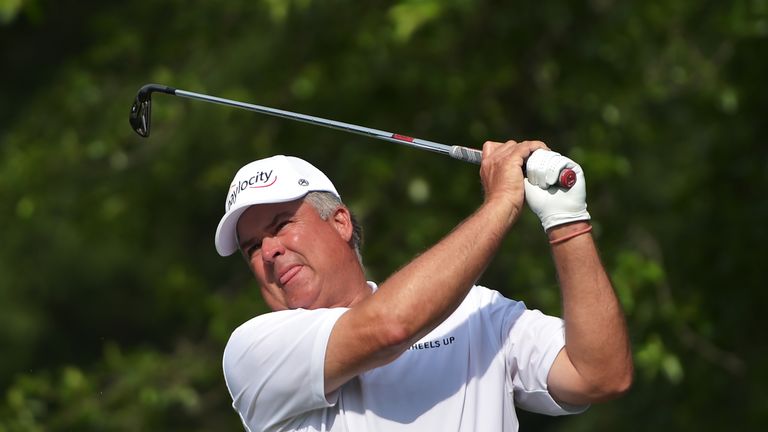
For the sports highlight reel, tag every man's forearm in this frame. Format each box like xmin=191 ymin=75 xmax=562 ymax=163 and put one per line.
xmin=549 ymin=222 xmax=633 ymax=398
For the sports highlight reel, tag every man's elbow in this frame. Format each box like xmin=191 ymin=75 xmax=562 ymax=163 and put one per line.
xmin=601 ymin=370 xmax=633 ymax=400
xmin=590 ymin=364 xmax=634 ymax=402
xmin=367 ymin=317 xmax=415 ymax=365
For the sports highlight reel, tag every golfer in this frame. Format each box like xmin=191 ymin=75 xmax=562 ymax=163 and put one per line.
xmin=216 ymin=140 xmax=632 ymax=431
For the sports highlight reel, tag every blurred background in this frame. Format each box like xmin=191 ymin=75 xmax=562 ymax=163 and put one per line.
xmin=1 ymin=0 xmax=766 ymax=430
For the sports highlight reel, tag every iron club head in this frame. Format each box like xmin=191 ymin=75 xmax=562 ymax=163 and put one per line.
xmin=129 ymin=84 xmax=176 ymax=137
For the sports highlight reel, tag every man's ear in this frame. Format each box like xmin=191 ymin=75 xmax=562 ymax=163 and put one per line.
xmin=330 ymin=206 xmax=353 ymax=242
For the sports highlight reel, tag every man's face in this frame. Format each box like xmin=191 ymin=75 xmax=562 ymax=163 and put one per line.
xmin=235 ymin=198 xmax=354 ymax=311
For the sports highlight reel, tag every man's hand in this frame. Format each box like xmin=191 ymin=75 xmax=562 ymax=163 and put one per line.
xmin=523 ymin=150 xmax=590 ymax=231
xmin=480 ymin=140 xmax=550 ymax=225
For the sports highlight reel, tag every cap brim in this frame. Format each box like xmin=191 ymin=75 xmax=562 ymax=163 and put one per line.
xmin=214 ymin=205 xmax=250 ymax=256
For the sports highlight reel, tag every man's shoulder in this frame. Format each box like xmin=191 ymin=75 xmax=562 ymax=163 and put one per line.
xmin=226 ymin=308 xmax=347 ymax=353
xmin=223 ymin=307 xmax=348 ymax=380
xmin=231 ymin=308 xmax=296 ymax=332
xmin=466 ymin=285 xmax=525 ymax=309
xmin=437 ymin=285 xmax=528 ymax=333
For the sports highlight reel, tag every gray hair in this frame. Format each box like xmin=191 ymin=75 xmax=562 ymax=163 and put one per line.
xmin=304 ymin=191 xmax=364 ymax=265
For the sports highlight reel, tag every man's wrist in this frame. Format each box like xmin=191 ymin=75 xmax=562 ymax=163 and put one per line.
xmin=546 ymin=221 xmax=592 ymax=243
xmin=481 ymin=194 xmax=523 ymax=228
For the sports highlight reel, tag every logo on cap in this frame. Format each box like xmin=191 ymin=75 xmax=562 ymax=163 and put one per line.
xmin=226 ymin=170 xmax=276 ymax=211
xmin=298 ymin=179 xmax=309 ymax=187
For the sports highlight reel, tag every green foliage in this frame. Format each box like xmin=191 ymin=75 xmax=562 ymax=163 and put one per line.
xmin=0 ymin=343 xmax=240 ymax=431
xmin=1 ymin=0 xmax=767 ymax=429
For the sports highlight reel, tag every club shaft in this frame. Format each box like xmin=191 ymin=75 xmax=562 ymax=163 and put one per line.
xmin=132 ymin=84 xmax=574 ymax=187
xmin=175 ymin=89 xmax=454 ymax=157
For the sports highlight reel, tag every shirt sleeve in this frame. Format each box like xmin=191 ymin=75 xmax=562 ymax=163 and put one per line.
xmin=504 ymin=308 xmax=589 ymax=416
xmin=222 ymin=307 xmax=348 ymax=431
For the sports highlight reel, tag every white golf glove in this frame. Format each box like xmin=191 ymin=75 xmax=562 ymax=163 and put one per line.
xmin=524 ymin=150 xmax=591 ymax=231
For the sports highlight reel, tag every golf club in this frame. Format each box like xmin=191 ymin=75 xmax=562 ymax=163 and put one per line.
xmin=129 ymin=83 xmax=576 ymax=188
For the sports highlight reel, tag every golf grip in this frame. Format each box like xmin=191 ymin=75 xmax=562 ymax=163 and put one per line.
xmin=448 ymin=146 xmax=577 ymax=189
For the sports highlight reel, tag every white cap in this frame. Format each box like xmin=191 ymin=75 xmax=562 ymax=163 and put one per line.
xmin=214 ymin=155 xmax=339 ymax=256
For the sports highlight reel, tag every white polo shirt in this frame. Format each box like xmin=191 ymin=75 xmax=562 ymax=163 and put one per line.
xmin=223 ymin=285 xmax=587 ymax=431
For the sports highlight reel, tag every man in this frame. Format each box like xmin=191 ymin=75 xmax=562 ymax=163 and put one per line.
xmin=216 ymin=140 xmax=632 ymax=431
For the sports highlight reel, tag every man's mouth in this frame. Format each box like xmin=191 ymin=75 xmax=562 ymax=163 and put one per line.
xmin=279 ymin=265 xmax=303 ymax=285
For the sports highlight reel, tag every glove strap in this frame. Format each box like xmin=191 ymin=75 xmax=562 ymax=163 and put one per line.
xmin=549 ymin=225 xmax=593 ymax=245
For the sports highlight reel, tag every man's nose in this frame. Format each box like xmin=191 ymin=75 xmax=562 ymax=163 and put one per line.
xmin=261 ymin=236 xmax=285 ymax=262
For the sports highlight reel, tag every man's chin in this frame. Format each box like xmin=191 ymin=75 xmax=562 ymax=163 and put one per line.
xmin=284 ymin=284 xmax=321 ymax=309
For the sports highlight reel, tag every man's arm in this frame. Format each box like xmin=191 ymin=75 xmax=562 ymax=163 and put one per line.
xmin=522 ymin=150 xmax=632 ymax=404
xmin=324 ymin=140 xmax=547 ymax=395
xmin=546 ymin=221 xmax=633 ymax=405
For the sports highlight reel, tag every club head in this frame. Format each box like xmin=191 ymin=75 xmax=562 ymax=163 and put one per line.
xmin=129 ymin=84 xmax=176 ymax=138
